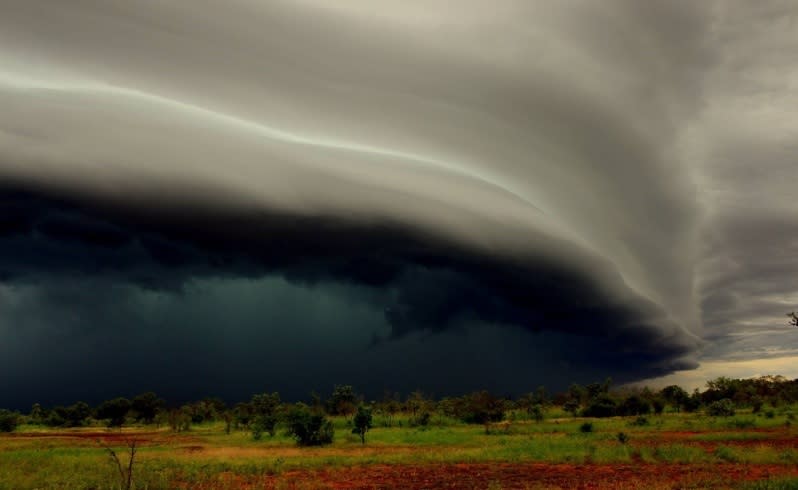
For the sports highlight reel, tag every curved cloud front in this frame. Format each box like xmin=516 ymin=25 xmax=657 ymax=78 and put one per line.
xmin=0 ymin=1 xmax=795 ymax=406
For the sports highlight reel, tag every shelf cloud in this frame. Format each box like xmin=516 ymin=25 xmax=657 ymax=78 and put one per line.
xmin=1 ymin=0 xmax=795 ymax=406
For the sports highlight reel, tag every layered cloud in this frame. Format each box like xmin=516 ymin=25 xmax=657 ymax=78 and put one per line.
xmin=0 ymin=1 xmax=794 ymax=406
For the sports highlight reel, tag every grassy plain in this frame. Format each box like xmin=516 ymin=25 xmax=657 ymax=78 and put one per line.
xmin=2 ymin=408 xmax=798 ymax=489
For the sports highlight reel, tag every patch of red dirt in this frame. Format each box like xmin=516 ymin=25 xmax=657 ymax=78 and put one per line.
xmin=6 ymin=430 xmax=195 ymax=446
xmin=182 ymin=463 xmax=798 ymax=490
xmin=635 ymin=429 xmax=798 ymax=451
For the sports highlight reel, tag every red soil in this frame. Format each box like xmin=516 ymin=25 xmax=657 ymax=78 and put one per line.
xmin=188 ymin=463 xmax=798 ymax=490
xmin=635 ymin=429 xmax=798 ymax=451
xmin=6 ymin=430 xmax=193 ymax=446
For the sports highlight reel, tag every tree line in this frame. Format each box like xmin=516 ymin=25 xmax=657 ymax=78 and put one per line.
xmin=2 ymin=375 xmax=798 ymax=445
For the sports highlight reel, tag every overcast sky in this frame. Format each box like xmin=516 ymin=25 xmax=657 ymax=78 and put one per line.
xmin=1 ymin=1 xmax=796 ymax=408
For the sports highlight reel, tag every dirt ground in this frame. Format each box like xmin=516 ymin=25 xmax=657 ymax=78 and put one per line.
xmin=185 ymin=462 xmax=798 ymax=490
xmin=10 ymin=428 xmax=798 ymax=489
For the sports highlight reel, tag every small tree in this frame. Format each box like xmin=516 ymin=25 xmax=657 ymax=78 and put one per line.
xmin=96 ymin=398 xmax=132 ymax=428
xmin=98 ymin=438 xmax=138 ymax=490
xmin=285 ymin=403 xmax=334 ymax=446
xmin=63 ymin=402 xmax=91 ymax=427
xmin=327 ymin=385 xmax=358 ymax=419
xmin=132 ymin=392 xmax=164 ymax=424
xmin=788 ymin=312 xmax=797 ymax=328
xmin=29 ymin=403 xmax=44 ymax=424
xmin=251 ymin=392 xmax=281 ymax=438
xmin=660 ymin=385 xmax=689 ymax=412
xmin=168 ymin=408 xmax=191 ymax=432
xmin=582 ymin=394 xmax=617 ymax=418
xmin=563 ymin=400 xmax=580 ymax=417
xmin=707 ymin=398 xmax=735 ymax=417
xmin=0 ymin=410 xmax=19 ymax=432
xmin=461 ymin=391 xmax=505 ymax=433
xmin=352 ymin=405 xmax=373 ymax=444
xmin=378 ymin=390 xmax=401 ymax=427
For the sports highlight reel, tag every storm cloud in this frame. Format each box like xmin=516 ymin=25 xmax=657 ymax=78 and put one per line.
xmin=0 ymin=0 xmax=795 ymax=407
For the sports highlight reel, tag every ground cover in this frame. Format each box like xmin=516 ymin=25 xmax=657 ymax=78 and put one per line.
xmin=2 ymin=411 xmax=797 ymax=489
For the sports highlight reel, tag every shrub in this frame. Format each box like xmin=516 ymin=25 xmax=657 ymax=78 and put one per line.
xmin=617 ymin=395 xmax=650 ymax=417
xmin=751 ymin=396 xmax=764 ymax=413
xmin=579 ymin=422 xmax=593 ymax=433
xmin=729 ymin=418 xmax=756 ymax=429
xmin=285 ymin=403 xmax=334 ymax=446
xmin=96 ymin=397 xmax=132 ymax=428
xmin=410 ymin=411 xmax=430 ymax=427
xmin=351 ymin=405 xmax=373 ymax=444
xmin=714 ymin=445 xmax=739 ymax=462
xmin=563 ymin=400 xmax=580 ymax=417
xmin=0 ymin=410 xmax=19 ymax=432
xmin=582 ymin=395 xmax=617 ymax=418
xmin=530 ymin=404 xmax=545 ymax=423
xmin=631 ymin=416 xmax=649 ymax=427
xmin=460 ymin=391 xmax=505 ymax=426
xmin=707 ymin=398 xmax=735 ymax=417
xmin=617 ymin=432 xmax=629 ymax=444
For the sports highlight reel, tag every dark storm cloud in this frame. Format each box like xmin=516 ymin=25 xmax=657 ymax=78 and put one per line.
xmin=0 ymin=0 xmax=795 ymax=404
xmin=0 ymin=187 xmax=695 ymax=373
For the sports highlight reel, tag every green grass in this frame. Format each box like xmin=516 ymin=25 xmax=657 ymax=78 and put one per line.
xmin=3 ymin=407 xmax=798 ymax=489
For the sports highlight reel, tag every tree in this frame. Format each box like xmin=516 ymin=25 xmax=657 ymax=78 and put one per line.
xmin=460 ymin=391 xmax=505 ymax=433
xmin=660 ymin=385 xmax=689 ymax=412
xmin=285 ymin=403 xmax=334 ymax=446
xmin=563 ymin=400 xmax=580 ymax=417
xmin=377 ymin=390 xmax=401 ymax=427
xmin=788 ymin=312 xmax=798 ymax=328
xmin=29 ymin=403 xmax=44 ymax=424
xmin=406 ymin=391 xmax=432 ymax=426
xmin=707 ymin=398 xmax=735 ymax=417
xmin=233 ymin=402 xmax=254 ymax=429
xmin=131 ymin=392 xmax=163 ymax=424
xmin=617 ymin=395 xmax=650 ymax=417
xmin=63 ymin=402 xmax=91 ymax=427
xmin=251 ymin=392 xmax=281 ymax=438
xmin=327 ymin=385 xmax=358 ymax=418
xmin=352 ymin=405 xmax=373 ymax=444
xmin=582 ymin=394 xmax=618 ymax=418
xmin=168 ymin=408 xmax=191 ymax=432
xmin=0 ymin=410 xmax=19 ymax=432
xmin=96 ymin=398 xmax=132 ymax=428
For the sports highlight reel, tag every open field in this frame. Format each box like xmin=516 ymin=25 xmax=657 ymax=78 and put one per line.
xmin=3 ymin=410 xmax=798 ymax=489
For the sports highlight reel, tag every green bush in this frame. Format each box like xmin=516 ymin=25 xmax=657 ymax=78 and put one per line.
xmin=714 ymin=445 xmax=739 ymax=462
xmin=582 ymin=395 xmax=617 ymax=418
xmin=285 ymin=403 xmax=334 ymax=446
xmin=579 ymin=422 xmax=593 ymax=433
xmin=0 ymin=409 xmax=19 ymax=432
xmin=728 ymin=417 xmax=756 ymax=429
xmin=707 ymin=398 xmax=735 ymax=417
xmin=410 ymin=411 xmax=430 ymax=427
xmin=351 ymin=405 xmax=373 ymax=444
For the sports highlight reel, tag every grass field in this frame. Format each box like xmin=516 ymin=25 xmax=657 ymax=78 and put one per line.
xmin=2 ymin=409 xmax=798 ymax=489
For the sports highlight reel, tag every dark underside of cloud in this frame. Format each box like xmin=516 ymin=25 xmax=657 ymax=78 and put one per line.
xmin=0 ymin=184 xmax=696 ymax=408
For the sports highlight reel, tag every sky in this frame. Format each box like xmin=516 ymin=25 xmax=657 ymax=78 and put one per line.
xmin=0 ymin=0 xmax=796 ymax=409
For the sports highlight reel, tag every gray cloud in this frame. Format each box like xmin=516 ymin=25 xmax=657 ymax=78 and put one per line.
xmin=0 ymin=0 xmax=795 ymax=405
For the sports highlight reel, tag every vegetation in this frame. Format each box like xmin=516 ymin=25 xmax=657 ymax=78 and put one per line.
xmin=0 ymin=409 xmax=18 ymax=432
xmin=4 ymin=375 xmax=798 ymax=487
xmin=284 ymin=403 xmax=334 ymax=446
xmin=351 ymin=405 xmax=373 ymax=444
